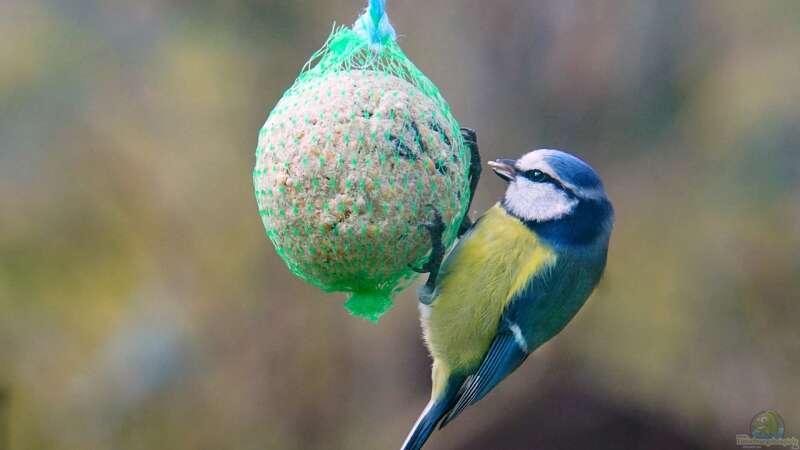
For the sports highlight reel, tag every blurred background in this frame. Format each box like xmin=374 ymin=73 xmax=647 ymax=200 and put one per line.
xmin=2 ymin=0 xmax=799 ymax=449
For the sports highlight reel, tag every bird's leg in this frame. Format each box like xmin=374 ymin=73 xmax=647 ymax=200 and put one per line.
xmin=409 ymin=129 xmax=479 ymax=302
xmin=409 ymin=129 xmax=480 ymax=304
xmin=458 ymin=128 xmax=481 ymax=238
xmin=410 ymin=209 xmax=446 ymax=300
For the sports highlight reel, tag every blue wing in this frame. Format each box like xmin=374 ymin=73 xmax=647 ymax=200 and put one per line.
xmin=438 ymin=327 xmax=528 ymax=428
xmin=439 ymin=249 xmax=605 ymax=428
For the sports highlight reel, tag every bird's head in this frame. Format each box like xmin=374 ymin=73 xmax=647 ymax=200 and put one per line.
xmin=489 ymin=149 xmax=613 ymax=245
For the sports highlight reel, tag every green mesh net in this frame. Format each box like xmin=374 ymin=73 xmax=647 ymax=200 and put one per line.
xmin=253 ymin=5 xmax=471 ymax=321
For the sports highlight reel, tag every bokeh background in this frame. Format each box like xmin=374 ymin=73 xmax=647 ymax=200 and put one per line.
xmin=2 ymin=1 xmax=799 ymax=449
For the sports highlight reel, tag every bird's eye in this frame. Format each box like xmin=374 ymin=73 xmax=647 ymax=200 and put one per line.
xmin=525 ymin=169 xmax=550 ymax=183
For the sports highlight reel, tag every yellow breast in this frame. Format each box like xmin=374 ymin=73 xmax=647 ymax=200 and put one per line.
xmin=423 ymin=204 xmax=557 ymax=377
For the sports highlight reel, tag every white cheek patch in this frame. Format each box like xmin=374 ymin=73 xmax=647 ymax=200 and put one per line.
xmin=504 ymin=178 xmax=578 ymax=222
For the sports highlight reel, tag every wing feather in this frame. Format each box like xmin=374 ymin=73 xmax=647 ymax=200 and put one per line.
xmin=438 ymin=331 xmax=527 ymax=428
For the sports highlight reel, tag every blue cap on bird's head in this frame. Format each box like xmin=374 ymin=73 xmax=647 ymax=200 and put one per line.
xmin=489 ymin=149 xmax=613 ymax=244
xmin=489 ymin=149 xmax=606 ymax=198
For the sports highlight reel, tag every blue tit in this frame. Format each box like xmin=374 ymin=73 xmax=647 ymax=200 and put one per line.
xmin=401 ymin=149 xmax=614 ymax=450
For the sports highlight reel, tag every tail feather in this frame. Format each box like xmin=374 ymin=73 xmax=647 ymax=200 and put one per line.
xmin=400 ymin=399 xmax=450 ymax=450
xmin=401 ymin=371 xmax=465 ymax=449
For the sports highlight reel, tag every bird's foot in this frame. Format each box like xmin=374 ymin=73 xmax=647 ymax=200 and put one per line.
xmin=409 ymin=209 xmax=446 ymax=290
xmin=458 ymin=128 xmax=481 ymax=238
xmin=457 ymin=215 xmax=473 ymax=238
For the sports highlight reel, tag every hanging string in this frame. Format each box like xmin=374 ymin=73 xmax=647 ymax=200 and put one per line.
xmin=353 ymin=0 xmax=397 ymax=45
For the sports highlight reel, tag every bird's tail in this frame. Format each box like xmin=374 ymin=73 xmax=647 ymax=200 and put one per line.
xmin=400 ymin=397 xmax=451 ymax=450
xmin=401 ymin=373 xmax=464 ymax=450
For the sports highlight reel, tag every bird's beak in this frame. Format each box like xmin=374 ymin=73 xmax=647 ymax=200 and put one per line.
xmin=488 ymin=159 xmax=517 ymax=182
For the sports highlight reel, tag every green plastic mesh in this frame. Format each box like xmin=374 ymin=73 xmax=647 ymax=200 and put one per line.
xmin=253 ymin=26 xmax=471 ymax=321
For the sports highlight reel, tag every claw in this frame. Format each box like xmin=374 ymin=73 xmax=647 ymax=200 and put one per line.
xmin=409 ymin=208 xmax=447 ymax=293
xmin=410 ymin=210 xmax=445 ymax=272
xmin=460 ymin=127 xmax=477 ymax=145
xmin=410 ymin=256 xmax=438 ymax=274
xmin=424 ymin=209 xmax=445 ymax=235
xmin=409 ymin=263 xmax=426 ymax=273
xmin=458 ymin=127 xmax=481 ymax=238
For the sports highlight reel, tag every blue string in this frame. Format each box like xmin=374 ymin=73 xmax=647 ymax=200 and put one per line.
xmin=354 ymin=0 xmax=397 ymax=45
xmin=369 ymin=0 xmax=385 ymax=25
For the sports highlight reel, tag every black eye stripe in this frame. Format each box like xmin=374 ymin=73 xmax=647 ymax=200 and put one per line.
xmin=522 ymin=169 xmax=552 ymax=182
xmin=519 ymin=168 xmax=578 ymax=197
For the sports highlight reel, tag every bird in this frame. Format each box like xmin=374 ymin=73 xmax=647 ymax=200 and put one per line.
xmin=401 ymin=148 xmax=614 ymax=450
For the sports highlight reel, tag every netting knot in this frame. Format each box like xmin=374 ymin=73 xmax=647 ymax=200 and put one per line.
xmin=353 ymin=0 xmax=397 ymax=45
